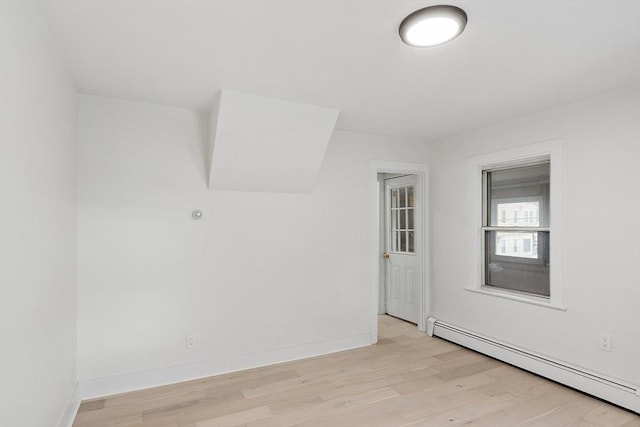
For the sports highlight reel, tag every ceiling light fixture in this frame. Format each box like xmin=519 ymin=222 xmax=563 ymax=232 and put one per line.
xmin=399 ymin=5 xmax=467 ymax=47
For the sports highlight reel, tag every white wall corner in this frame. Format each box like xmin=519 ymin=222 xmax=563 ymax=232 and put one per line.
xmin=58 ymin=382 xmax=80 ymax=427
xmin=207 ymin=90 xmax=339 ymax=193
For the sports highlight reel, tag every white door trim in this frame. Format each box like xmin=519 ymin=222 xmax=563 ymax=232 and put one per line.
xmin=369 ymin=161 xmax=429 ymax=341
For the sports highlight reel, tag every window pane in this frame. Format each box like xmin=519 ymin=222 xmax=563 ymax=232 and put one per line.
xmin=495 ymin=201 xmax=541 ymax=226
xmin=495 ymin=231 xmax=538 ymax=258
xmin=400 ymin=231 xmax=407 ymax=252
xmin=408 ymin=231 xmax=415 ymax=253
xmin=488 ymin=163 xmax=549 ymax=227
xmin=392 ymin=231 xmax=397 ymax=251
xmin=407 ymin=186 xmax=414 ymax=207
xmin=391 ymin=189 xmax=397 ymax=208
xmin=399 ymin=208 xmax=406 ymax=229
xmin=485 ymin=230 xmax=549 ymax=297
xmin=399 ymin=187 xmax=406 ymax=207
xmin=391 ymin=210 xmax=397 ymax=230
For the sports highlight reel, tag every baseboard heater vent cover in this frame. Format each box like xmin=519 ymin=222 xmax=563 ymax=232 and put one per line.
xmin=427 ymin=317 xmax=639 ymax=414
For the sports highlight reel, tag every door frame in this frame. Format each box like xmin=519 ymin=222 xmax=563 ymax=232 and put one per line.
xmin=369 ymin=161 xmax=429 ymax=341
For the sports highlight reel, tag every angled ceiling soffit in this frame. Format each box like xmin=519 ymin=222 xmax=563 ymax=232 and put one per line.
xmin=208 ymin=90 xmax=339 ymax=193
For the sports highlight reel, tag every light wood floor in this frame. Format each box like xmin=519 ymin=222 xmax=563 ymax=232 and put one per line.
xmin=73 ymin=315 xmax=639 ymax=426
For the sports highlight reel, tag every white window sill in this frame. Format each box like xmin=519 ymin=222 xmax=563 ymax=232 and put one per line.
xmin=465 ymin=286 xmax=567 ymax=311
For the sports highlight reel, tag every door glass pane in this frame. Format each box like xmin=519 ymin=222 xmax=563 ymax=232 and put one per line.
xmin=389 ymin=183 xmax=417 ymax=254
xmin=399 ymin=187 xmax=406 ymax=208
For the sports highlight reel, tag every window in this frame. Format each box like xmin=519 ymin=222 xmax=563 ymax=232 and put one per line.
xmin=483 ymin=163 xmax=550 ymax=297
xmin=524 ymin=210 xmax=534 ymax=224
xmin=468 ymin=140 xmax=564 ymax=309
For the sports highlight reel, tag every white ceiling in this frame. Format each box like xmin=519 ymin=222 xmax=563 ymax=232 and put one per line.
xmin=38 ymin=0 xmax=640 ymax=142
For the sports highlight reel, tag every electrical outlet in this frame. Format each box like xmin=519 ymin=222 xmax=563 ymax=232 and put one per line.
xmin=599 ymin=333 xmax=612 ymax=352
xmin=186 ymin=333 xmax=198 ymax=349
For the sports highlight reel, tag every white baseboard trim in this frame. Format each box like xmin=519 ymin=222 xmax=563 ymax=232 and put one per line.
xmin=428 ymin=317 xmax=639 ymax=414
xmin=78 ymin=332 xmax=372 ymax=401
xmin=58 ymin=381 xmax=80 ymax=427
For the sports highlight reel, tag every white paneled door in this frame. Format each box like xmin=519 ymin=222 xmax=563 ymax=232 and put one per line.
xmin=384 ymin=175 xmax=418 ymax=324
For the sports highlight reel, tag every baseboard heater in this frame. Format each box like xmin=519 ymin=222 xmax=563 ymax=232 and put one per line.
xmin=426 ymin=317 xmax=639 ymax=414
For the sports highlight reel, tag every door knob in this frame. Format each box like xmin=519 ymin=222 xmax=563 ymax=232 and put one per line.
xmin=383 ymin=252 xmax=390 ymax=259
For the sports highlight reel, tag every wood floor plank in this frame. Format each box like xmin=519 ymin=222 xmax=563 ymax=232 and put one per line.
xmin=194 ymin=406 xmax=272 ymax=427
xmin=580 ymin=404 xmax=640 ymax=426
xmin=245 ymin=387 xmax=401 ymax=427
xmin=77 ymin=398 xmax=106 ymax=413
xmin=72 ymin=315 xmax=639 ymax=427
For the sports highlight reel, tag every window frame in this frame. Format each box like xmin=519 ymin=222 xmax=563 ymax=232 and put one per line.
xmin=466 ymin=140 xmax=565 ymax=310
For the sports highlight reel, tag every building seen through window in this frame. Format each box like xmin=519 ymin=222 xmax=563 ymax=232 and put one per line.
xmin=494 ymin=201 xmax=539 ymax=259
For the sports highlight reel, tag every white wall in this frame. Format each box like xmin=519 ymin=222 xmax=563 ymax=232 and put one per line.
xmin=0 ymin=2 xmax=78 ymax=426
xmin=429 ymin=85 xmax=640 ymax=385
xmin=76 ymin=95 xmax=428 ymax=392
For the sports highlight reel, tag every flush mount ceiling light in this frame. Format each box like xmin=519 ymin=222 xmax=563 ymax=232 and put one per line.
xmin=399 ymin=5 xmax=467 ymax=47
